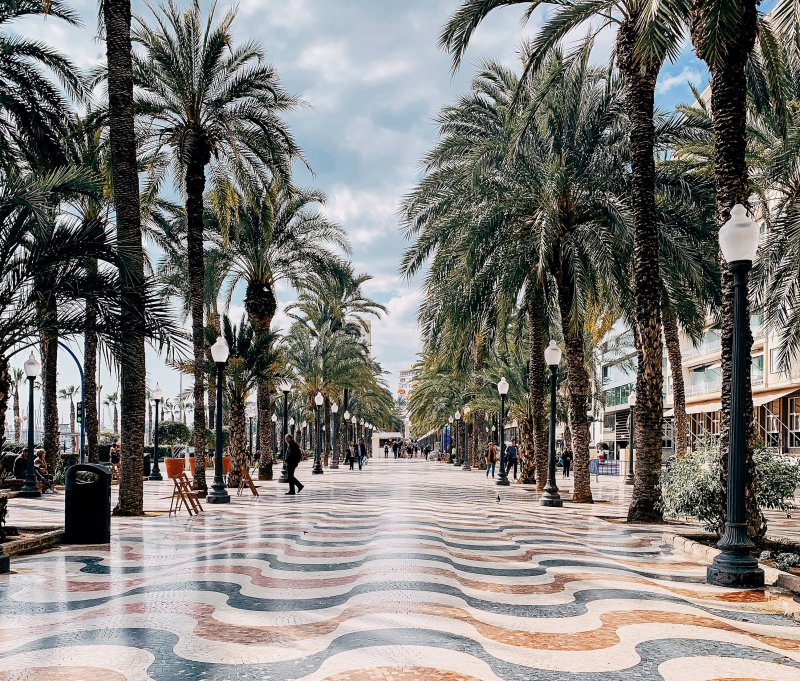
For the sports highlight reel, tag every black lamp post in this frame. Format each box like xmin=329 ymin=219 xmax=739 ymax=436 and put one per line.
xmin=344 ymin=409 xmax=351 ymax=460
xmin=541 ymin=341 xmax=563 ymax=507
xmin=207 ymin=336 xmax=230 ymax=504
xmin=462 ymin=405 xmax=471 ymax=470
xmin=331 ymin=402 xmax=339 ymax=469
xmin=313 ymin=391 xmax=324 ymax=474
xmin=271 ymin=412 xmax=277 ymax=459
xmin=448 ymin=416 xmax=453 ymax=462
xmin=497 ymin=377 xmax=510 ymax=486
xmin=278 ymin=381 xmax=291 ymax=484
xmin=247 ymin=403 xmax=256 ymax=459
xmin=19 ymin=352 xmax=41 ymax=498
xmin=625 ymin=390 xmax=636 ymax=485
xmin=707 ymin=204 xmax=764 ymax=588
xmin=453 ymin=410 xmax=461 ymax=465
xmin=149 ymin=383 xmax=164 ymax=481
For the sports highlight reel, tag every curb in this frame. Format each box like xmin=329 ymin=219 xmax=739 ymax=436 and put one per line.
xmin=663 ymin=531 xmax=800 ymax=594
xmin=2 ymin=527 xmax=64 ymax=557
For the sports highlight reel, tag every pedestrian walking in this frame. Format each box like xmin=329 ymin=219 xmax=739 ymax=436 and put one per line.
xmin=284 ymin=434 xmax=304 ymax=495
xmin=424 ymin=444 xmax=430 ymax=460
xmin=384 ymin=444 xmax=389 ymax=458
xmin=485 ymin=441 xmax=497 ymax=478
xmin=348 ymin=441 xmax=356 ymax=470
xmin=505 ymin=438 xmax=519 ymax=480
xmin=562 ymin=446 xmax=573 ymax=478
xmin=357 ymin=438 xmax=367 ymax=470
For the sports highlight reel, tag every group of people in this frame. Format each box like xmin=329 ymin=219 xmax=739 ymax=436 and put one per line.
xmin=12 ymin=449 xmax=54 ymax=493
xmin=484 ymin=438 xmax=520 ymax=480
xmin=384 ymin=440 xmax=429 ymax=459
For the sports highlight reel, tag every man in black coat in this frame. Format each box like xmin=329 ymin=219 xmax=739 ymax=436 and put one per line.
xmin=284 ymin=434 xmax=304 ymax=495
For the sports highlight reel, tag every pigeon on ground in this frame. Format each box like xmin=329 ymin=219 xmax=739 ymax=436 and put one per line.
xmin=496 ymin=494 xmax=500 ymax=503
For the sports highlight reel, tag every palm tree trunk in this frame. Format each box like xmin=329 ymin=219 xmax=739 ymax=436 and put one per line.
xmin=105 ymin=0 xmax=146 ymax=516
xmin=524 ymin=286 xmax=548 ymax=489
xmin=257 ymin=381 xmax=273 ymax=479
xmin=663 ymin=312 xmax=688 ymax=459
xmin=113 ymin=404 xmax=118 ymax=435
xmin=690 ymin=0 xmax=763 ymax=540
xmin=227 ymin=399 xmax=246 ymax=488
xmin=556 ymin=277 xmax=593 ymax=503
xmin=186 ymin=155 xmax=209 ymax=496
xmin=84 ymin=268 xmax=99 ymax=462
xmin=0 ymin=357 xmax=10 ymax=453
xmin=41 ymin=334 xmax=59 ymax=474
xmin=13 ymin=382 xmax=20 ymax=443
xmin=618 ymin=19 xmax=664 ymax=523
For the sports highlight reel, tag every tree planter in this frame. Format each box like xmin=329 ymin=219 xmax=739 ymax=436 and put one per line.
xmin=164 ymin=458 xmax=184 ymax=479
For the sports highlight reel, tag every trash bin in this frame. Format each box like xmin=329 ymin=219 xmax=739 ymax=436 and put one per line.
xmin=64 ymin=464 xmax=111 ymax=544
xmin=143 ymin=453 xmax=151 ymax=478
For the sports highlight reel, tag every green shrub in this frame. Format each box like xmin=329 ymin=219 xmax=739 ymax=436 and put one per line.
xmin=157 ymin=421 xmax=191 ymax=445
xmin=775 ymin=553 xmax=800 ymax=572
xmin=661 ymin=437 xmax=800 ymax=535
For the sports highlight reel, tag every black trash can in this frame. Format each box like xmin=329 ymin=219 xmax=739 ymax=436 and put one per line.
xmin=64 ymin=464 xmax=111 ymax=544
xmin=143 ymin=453 xmax=151 ymax=478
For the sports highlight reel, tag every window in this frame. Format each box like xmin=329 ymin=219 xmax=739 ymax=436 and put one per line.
xmin=603 ymin=383 xmax=634 ymax=408
xmin=766 ymin=411 xmax=780 ymax=448
xmin=790 ymin=398 xmax=800 ymax=448
xmin=662 ymin=419 xmax=674 ymax=450
xmin=771 ymin=348 xmax=782 ymax=374
xmin=603 ymin=414 xmax=615 ymax=432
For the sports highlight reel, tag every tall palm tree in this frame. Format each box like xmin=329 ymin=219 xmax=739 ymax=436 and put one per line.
xmin=132 ymin=0 xmax=304 ymax=489
xmin=224 ymin=180 xmax=348 ymax=476
xmin=59 ymin=385 xmax=79 ymax=452
xmin=403 ymin=50 xmax=629 ymax=503
xmin=11 ymin=368 xmax=24 ymax=443
xmin=102 ymin=0 xmax=148 ymax=516
xmin=104 ymin=392 xmax=119 ymax=435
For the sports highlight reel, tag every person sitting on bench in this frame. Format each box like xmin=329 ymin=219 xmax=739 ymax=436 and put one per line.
xmin=34 ymin=450 xmax=54 ymax=493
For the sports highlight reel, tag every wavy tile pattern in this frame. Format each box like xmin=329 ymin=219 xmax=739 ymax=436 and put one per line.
xmin=1 ymin=460 xmax=799 ymax=680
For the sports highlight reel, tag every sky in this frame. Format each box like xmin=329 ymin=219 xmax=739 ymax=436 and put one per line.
xmin=8 ymin=0 xmax=711 ymax=428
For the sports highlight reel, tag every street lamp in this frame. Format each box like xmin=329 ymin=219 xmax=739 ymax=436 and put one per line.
xmin=207 ymin=336 xmax=230 ymax=504
xmin=496 ymin=377 xmax=510 ymax=486
xmin=271 ymin=411 xmax=277 ymax=458
xmin=149 ymin=383 xmax=164 ymax=481
xmin=331 ymin=403 xmax=339 ymax=469
xmin=278 ymin=380 xmax=291 ymax=483
xmin=313 ymin=391 xmax=324 ymax=474
xmin=625 ymin=390 xmax=637 ymax=485
xmin=541 ymin=341 xmax=563 ymax=507
xmin=301 ymin=420 xmax=307 ymax=450
xmin=246 ymin=403 xmax=256 ymax=459
xmin=462 ymin=405 xmax=471 ymax=470
xmin=707 ymin=203 xmax=764 ymax=588
xmin=453 ymin=410 xmax=461 ymax=465
xmin=19 ymin=352 xmax=41 ymax=498
xmin=448 ymin=416 xmax=454 ymax=462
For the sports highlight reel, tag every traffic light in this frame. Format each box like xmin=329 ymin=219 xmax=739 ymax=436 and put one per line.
xmin=76 ymin=401 xmax=83 ymax=424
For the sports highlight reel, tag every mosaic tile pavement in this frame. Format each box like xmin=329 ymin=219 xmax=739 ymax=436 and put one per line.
xmin=1 ymin=459 xmax=800 ymax=680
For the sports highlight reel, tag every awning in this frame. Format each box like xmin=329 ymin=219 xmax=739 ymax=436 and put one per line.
xmin=664 ymin=408 xmax=674 ymax=418
xmin=686 ymin=401 xmax=722 ymax=415
xmin=753 ymin=388 xmax=799 ymax=408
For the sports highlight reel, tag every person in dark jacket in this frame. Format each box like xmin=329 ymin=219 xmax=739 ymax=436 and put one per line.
xmin=284 ymin=434 xmax=304 ymax=495
xmin=357 ymin=438 xmax=367 ymax=470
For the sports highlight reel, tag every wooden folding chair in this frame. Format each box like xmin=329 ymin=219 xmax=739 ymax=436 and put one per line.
xmin=169 ymin=472 xmax=203 ymax=516
xmin=236 ymin=466 xmax=259 ymax=497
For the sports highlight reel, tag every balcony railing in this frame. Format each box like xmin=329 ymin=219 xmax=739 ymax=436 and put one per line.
xmin=686 ymin=379 xmax=721 ymax=397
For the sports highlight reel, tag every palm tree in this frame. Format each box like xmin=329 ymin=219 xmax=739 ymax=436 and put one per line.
xmin=59 ymin=386 xmax=79 ymax=452
xmin=439 ymin=0 xmax=695 ymax=520
xmin=215 ymin=316 xmax=280 ymax=488
xmin=224 ymin=180 xmax=348 ymax=476
xmin=11 ymin=368 xmax=23 ymax=443
xmin=104 ymin=392 xmax=119 ymax=435
xmin=0 ymin=0 xmax=86 ymax=167
xmin=403 ymin=50 xmax=629 ymax=503
xmin=101 ymin=0 xmax=148 ymax=516
xmin=132 ymin=0 xmax=304 ymax=490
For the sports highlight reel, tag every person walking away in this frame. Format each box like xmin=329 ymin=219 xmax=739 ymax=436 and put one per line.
xmin=424 ymin=444 xmax=430 ymax=460
xmin=284 ymin=434 xmax=304 ymax=495
xmin=505 ymin=438 xmax=519 ymax=480
xmin=562 ymin=446 xmax=573 ymax=478
xmin=357 ymin=438 xmax=367 ymax=470
xmin=384 ymin=444 xmax=389 ymax=458
xmin=485 ymin=441 xmax=497 ymax=478
xmin=348 ymin=441 xmax=356 ymax=470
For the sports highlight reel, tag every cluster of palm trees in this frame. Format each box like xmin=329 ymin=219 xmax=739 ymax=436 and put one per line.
xmin=1 ymin=0 xmax=391 ymax=513
xmin=404 ymin=0 xmax=800 ymax=529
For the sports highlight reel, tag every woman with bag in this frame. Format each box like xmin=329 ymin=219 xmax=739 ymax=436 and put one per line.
xmin=485 ymin=440 xmax=497 ymax=479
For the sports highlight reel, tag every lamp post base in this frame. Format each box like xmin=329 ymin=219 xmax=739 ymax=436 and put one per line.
xmin=312 ymin=463 xmax=324 ymax=474
xmin=495 ymin=475 xmax=510 ymax=487
xmin=278 ymin=462 xmax=289 ymax=483
xmin=148 ymin=469 xmax=163 ymax=481
xmin=461 ymin=462 xmax=471 ymax=471
xmin=206 ymin=480 xmax=230 ymax=504
xmin=624 ymin=473 xmax=634 ymax=485
xmin=17 ymin=484 xmax=42 ymax=498
xmin=707 ymin=553 xmax=764 ymax=588
xmin=0 ymin=550 xmax=8 ymax=574
xmin=331 ymin=459 xmax=339 ymax=469
xmin=540 ymin=488 xmax=563 ymax=507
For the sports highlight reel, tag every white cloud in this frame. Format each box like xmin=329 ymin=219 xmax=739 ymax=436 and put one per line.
xmin=324 ymin=185 xmax=398 ymax=246
xmin=657 ymin=67 xmax=703 ymax=95
xmin=241 ymin=0 xmax=314 ymax=28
